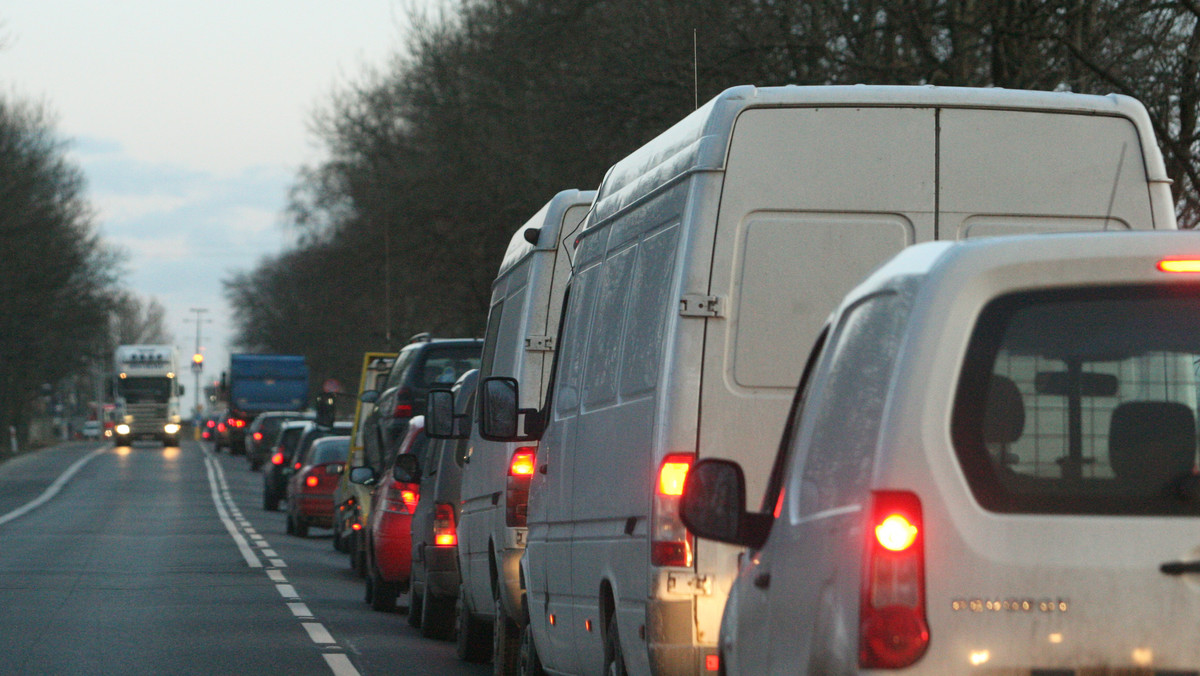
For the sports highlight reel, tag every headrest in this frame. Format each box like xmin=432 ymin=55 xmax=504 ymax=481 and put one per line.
xmin=1109 ymin=401 xmax=1196 ymax=489
xmin=983 ymin=375 xmax=1025 ymax=444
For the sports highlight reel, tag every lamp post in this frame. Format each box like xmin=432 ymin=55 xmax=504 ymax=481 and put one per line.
xmin=184 ymin=308 xmax=211 ymax=417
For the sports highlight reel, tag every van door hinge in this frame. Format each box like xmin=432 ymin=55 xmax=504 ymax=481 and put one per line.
xmin=525 ymin=335 xmax=555 ymax=351
xmin=680 ymin=294 xmax=724 ymax=318
xmin=667 ymin=572 xmax=713 ymax=595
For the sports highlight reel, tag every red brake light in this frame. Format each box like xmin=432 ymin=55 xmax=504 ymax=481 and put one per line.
xmin=217 ymin=423 xmax=227 ymax=433
xmin=393 ymin=388 xmax=413 ymax=418
xmin=271 ymin=451 xmax=284 ymax=465
xmin=1158 ymin=258 xmax=1200 ymax=273
xmin=253 ymin=432 xmax=263 ymax=442
xmin=305 ymin=475 xmax=319 ymax=488
xmin=400 ymin=488 xmax=419 ymax=513
xmin=651 ymin=453 xmax=694 ymax=567
xmin=294 ymin=462 xmax=302 ymax=470
xmin=506 ymin=447 xmax=536 ymax=526
xmin=206 ymin=420 xmax=215 ymax=429
xmin=860 ymin=490 xmax=928 ymax=669
xmin=433 ymin=503 xmax=457 ymax=546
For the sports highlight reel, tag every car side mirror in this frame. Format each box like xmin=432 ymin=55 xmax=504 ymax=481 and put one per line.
xmin=360 ymin=390 xmax=379 ymax=404
xmin=479 ymin=377 xmax=542 ymax=442
xmin=349 ymin=466 xmax=377 ymax=486
xmin=316 ymin=392 xmax=336 ymax=428
xmin=393 ymin=454 xmax=421 ymax=483
xmin=680 ymin=459 xmax=771 ymax=550
xmin=426 ymin=389 xmax=467 ymax=439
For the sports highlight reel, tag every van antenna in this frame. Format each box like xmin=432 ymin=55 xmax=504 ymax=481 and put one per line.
xmin=1103 ymin=142 xmax=1127 ymax=230
xmin=693 ymin=29 xmax=699 ymax=110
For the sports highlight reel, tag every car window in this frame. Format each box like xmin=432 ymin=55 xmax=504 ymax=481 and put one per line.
xmin=953 ymin=284 xmax=1200 ymax=515
xmin=310 ymin=437 xmax=349 ymax=465
xmin=413 ymin=346 xmax=481 ymax=389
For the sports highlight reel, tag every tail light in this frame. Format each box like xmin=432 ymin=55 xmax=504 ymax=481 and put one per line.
xmin=271 ymin=449 xmax=285 ymax=465
xmin=234 ymin=419 xmax=247 ymax=428
xmin=433 ymin=503 xmax=457 ymax=546
xmin=860 ymin=490 xmax=928 ymax=669
xmin=392 ymin=387 xmax=413 ymax=418
xmin=305 ymin=475 xmax=319 ymax=488
xmin=253 ymin=432 xmax=263 ymax=442
xmin=227 ymin=418 xmax=236 ymax=427
xmin=206 ymin=419 xmax=216 ymax=429
xmin=651 ymin=453 xmax=694 ymax=567
xmin=382 ymin=481 xmax=420 ymax=515
xmin=301 ymin=464 xmax=339 ymax=491
xmin=217 ymin=422 xmax=227 ymax=433
xmin=506 ymin=447 xmax=536 ymax=527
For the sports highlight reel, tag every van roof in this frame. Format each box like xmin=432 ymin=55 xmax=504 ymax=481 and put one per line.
xmin=589 ymin=84 xmax=1166 ymax=225
xmin=497 ymin=189 xmax=596 ymax=278
xmin=838 ymin=230 xmax=1200 ymax=312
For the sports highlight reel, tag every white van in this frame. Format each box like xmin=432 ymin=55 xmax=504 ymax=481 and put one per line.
xmin=682 ymin=230 xmax=1200 ymax=673
xmin=479 ymin=85 xmax=1177 ymax=675
xmin=449 ymin=189 xmax=594 ymax=669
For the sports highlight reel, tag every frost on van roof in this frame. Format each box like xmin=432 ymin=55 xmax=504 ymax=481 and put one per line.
xmin=497 ymin=189 xmax=596 ymax=278
xmin=589 ymin=84 xmax=1158 ymax=226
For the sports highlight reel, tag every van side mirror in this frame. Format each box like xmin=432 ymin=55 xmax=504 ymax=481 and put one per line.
xmin=349 ymin=466 xmax=377 ymax=485
xmin=680 ymin=459 xmax=771 ymax=550
xmin=393 ymin=453 xmax=421 ymax=483
xmin=426 ymin=389 xmax=467 ymax=439
xmin=479 ymin=377 xmax=543 ymax=442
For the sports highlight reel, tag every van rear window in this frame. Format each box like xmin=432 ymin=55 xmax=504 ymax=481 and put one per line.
xmin=952 ymin=285 xmax=1200 ymax=515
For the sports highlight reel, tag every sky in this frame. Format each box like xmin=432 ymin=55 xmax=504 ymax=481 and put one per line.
xmin=1 ymin=1 xmax=418 ymax=413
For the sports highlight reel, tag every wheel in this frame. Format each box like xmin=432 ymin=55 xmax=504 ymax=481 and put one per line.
xmin=408 ymin=583 xmax=423 ymax=628
xmin=604 ymin=613 xmax=627 ymax=676
xmin=263 ymin=488 xmax=279 ymax=512
xmin=456 ymin=585 xmax=492 ymax=662
xmin=286 ymin=513 xmax=295 ymax=535
xmin=332 ymin=517 xmax=348 ymax=553
xmin=519 ymin=622 xmax=545 ymax=676
xmin=369 ymin=566 xmax=399 ymax=611
xmin=249 ymin=459 xmax=262 ymax=471
xmin=493 ymin=594 xmax=521 ymax=675
xmin=293 ymin=515 xmax=309 ymax=538
xmin=421 ymin=583 xmax=456 ymax=640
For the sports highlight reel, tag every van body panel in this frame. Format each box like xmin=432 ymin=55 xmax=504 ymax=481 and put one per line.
xmin=457 ymin=189 xmax=593 ymax=646
xmin=528 ymin=85 xmax=1177 ymax=675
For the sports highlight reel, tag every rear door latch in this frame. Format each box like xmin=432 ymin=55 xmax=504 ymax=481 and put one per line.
xmin=679 ymin=294 xmax=724 ymax=318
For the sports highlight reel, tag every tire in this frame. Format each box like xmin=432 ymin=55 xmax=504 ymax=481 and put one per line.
xmin=293 ymin=515 xmax=309 ymax=538
xmin=286 ymin=513 xmax=295 ymax=535
xmin=421 ymin=583 xmax=456 ymax=640
xmin=604 ymin=613 xmax=627 ymax=676
xmin=249 ymin=459 xmax=262 ymax=471
xmin=352 ymin=534 xmax=367 ymax=577
xmin=332 ymin=518 xmax=348 ymax=553
xmin=263 ymin=488 xmax=279 ymax=512
xmin=369 ymin=568 xmax=400 ymax=611
xmin=408 ymin=583 xmax=424 ymax=628
xmin=519 ymin=622 xmax=545 ymax=676
xmin=493 ymin=594 xmax=521 ymax=675
xmin=456 ymin=585 xmax=492 ymax=663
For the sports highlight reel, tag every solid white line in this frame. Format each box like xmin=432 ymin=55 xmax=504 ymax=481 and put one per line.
xmin=302 ymin=622 xmax=336 ymax=644
xmin=0 ymin=446 xmax=109 ymax=527
xmin=323 ymin=654 xmax=361 ymax=676
xmin=203 ymin=453 xmax=262 ymax=568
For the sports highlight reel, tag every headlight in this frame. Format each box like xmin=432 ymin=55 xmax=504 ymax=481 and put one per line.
xmin=163 ymin=423 xmax=180 ymax=435
xmin=115 ymin=424 xmax=131 ymax=435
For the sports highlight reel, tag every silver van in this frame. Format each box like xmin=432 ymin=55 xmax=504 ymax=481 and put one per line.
xmin=683 ymin=230 xmax=1200 ymax=673
xmin=480 ymin=84 xmax=1177 ymax=675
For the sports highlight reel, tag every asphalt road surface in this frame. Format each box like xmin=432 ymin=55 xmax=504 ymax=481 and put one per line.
xmin=0 ymin=439 xmax=490 ymax=675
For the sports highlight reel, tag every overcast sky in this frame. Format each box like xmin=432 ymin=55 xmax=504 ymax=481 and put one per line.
xmin=1 ymin=1 xmax=416 ymax=412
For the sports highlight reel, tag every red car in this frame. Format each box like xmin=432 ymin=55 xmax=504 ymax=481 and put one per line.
xmin=286 ymin=435 xmax=349 ymax=537
xmin=359 ymin=416 xmax=426 ymax=611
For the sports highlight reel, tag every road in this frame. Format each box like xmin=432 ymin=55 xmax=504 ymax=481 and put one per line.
xmin=0 ymin=439 xmax=489 ymax=675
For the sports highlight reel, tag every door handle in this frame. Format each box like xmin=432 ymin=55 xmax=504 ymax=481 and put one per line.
xmin=753 ymin=572 xmax=771 ymax=589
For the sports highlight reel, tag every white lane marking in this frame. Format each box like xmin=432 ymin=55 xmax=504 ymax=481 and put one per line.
xmin=262 ymin=549 xmax=278 ymax=557
xmin=323 ymin=654 xmax=361 ymax=676
xmin=267 ymin=570 xmax=287 ymax=582
xmin=204 ymin=455 xmax=262 ymax=568
xmin=0 ymin=446 xmax=109 ymax=527
xmin=270 ymin=559 xmax=286 ymax=568
xmin=276 ymin=584 xmax=299 ymax=599
xmin=302 ymin=623 xmax=336 ymax=644
xmin=288 ymin=602 xmax=313 ymax=618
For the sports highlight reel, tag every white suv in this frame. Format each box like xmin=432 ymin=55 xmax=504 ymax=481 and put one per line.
xmin=683 ymin=231 xmax=1200 ymax=674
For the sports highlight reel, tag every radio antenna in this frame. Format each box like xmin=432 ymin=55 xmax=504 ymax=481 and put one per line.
xmin=1104 ymin=142 xmax=1127 ymax=230
xmin=693 ymin=29 xmax=699 ymax=110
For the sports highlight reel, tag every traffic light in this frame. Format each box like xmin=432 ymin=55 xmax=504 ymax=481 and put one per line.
xmin=191 ymin=352 xmax=204 ymax=372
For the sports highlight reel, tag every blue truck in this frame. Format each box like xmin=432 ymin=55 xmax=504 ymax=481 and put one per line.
xmin=222 ymin=354 xmax=309 ymax=455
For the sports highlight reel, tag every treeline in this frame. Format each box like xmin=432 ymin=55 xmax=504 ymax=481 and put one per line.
xmin=226 ymin=0 xmax=1200 ymax=390
xmin=0 ymin=96 xmax=170 ymax=448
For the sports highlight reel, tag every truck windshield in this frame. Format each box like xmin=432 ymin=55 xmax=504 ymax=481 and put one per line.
xmin=117 ymin=377 xmax=173 ymax=403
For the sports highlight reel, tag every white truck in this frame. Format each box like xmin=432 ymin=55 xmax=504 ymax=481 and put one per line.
xmin=113 ymin=344 xmax=184 ymax=446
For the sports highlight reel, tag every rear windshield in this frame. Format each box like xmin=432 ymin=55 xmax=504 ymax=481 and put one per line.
xmin=953 ymin=285 xmax=1200 ymax=516
xmin=413 ymin=346 xmax=481 ymax=389
xmin=309 ymin=437 xmax=349 ymax=465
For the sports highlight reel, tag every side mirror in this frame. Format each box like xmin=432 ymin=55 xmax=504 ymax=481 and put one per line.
xmin=178 ymin=384 xmax=185 ymax=396
xmin=680 ymin=459 xmax=771 ymax=550
xmin=360 ymin=390 xmax=380 ymax=404
xmin=393 ymin=454 xmax=421 ymax=483
xmin=349 ymin=466 xmax=377 ymax=485
xmin=479 ymin=377 xmax=542 ymax=442
xmin=316 ymin=392 xmax=336 ymax=428
xmin=426 ymin=389 xmax=461 ymax=439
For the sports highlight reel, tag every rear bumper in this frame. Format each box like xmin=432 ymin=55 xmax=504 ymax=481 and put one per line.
xmin=373 ymin=514 xmax=413 ymax=583
xmin=422 ymin=545 xmax=460 ymax=597
xmin=646 ymin=599 xmax=718 ymax=675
